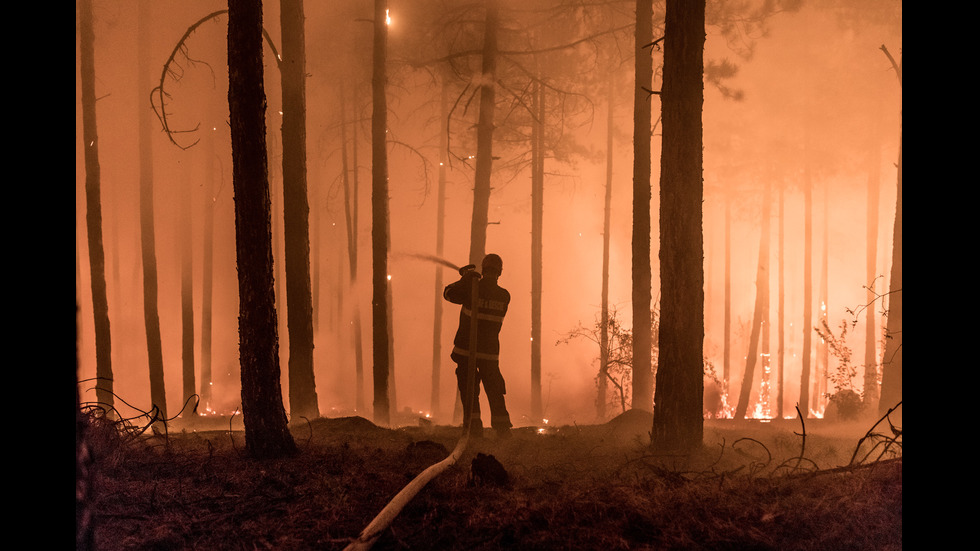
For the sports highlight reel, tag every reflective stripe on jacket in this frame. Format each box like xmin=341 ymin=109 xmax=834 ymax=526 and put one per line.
xmin=444 ymin=274 xmax=510 ymax=361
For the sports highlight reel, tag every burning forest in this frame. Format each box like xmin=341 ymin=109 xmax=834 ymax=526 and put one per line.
xmin=76 ymin=0 xmax=902 ymax=549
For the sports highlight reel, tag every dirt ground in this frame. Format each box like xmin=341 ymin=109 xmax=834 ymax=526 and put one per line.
xmin=77 ymin=410 xmax=902 ymax=550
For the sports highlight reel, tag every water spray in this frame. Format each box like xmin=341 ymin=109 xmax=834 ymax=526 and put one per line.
xmin=390 ymin=251 xmax=462 ymax=272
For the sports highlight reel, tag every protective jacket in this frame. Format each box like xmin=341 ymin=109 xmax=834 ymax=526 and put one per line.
xmin=444 ymin=273 xmax=510 ymax=364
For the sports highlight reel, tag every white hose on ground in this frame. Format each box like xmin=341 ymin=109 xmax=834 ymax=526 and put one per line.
xmin=343 ymin=432 xmax=472 ymax=551
xmin=344 ymin=273 xmax=481 ymax=551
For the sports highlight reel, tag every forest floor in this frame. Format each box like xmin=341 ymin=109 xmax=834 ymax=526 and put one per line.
xmin=78 ymin=409 xmax=902 ymax=551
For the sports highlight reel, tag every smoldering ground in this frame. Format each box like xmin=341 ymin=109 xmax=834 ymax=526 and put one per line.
xmin=82 ymin=409 xmax=901 ymax=550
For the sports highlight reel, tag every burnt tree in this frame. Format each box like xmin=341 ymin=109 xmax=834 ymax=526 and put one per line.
xmin=879 ymin=45 xmax=901 ymax=418
xmin=137 ymin=0 xmax=167 ymax=419
xmin=228 ymin=0 xmax=296 ymax=458
xmin=467 ymin=0 xmax=499 ymax=266
xmin=652 ymin=0 xmax=705 ymax=452
xmin=734 ymin=181 xmax=772 ymax=419
xmin=280 ymin=0 xmax=320 ymax=421
xmin=631 ymin=0 xmax=654 ymax=413
xmin=372 ymin=0 xmax=392 ymax=426
xmin=78 ymin=0 xmax=114 ymax=412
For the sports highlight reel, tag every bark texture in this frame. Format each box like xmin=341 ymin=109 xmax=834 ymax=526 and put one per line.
xmin=228 ymin=0 xmax=296 ymax=459
xmin=138 ymin=0 xmax=167 ymax=418
xmin=652 ymin=0 xmax=705 ymax=452
xmin=79 ymin=0 xmax=114 ymax=411
xmin=281 ymin=0 xmax=320 ymax=420
xmin=631 ymin=0 xmax=654 ymax=412
xmin=372 ymin=0 xmax=391 ymax=426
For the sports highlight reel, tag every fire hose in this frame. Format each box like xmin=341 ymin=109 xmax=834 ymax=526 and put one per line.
xmin=344 ymin=260 xmax=481 ymax=551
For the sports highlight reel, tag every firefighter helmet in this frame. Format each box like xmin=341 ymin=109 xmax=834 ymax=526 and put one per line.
xmin=482 ymin=254 xmax=503 ymax=276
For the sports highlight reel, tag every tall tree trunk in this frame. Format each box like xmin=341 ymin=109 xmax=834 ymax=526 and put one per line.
xmin=530 ymin=79 xmax=544 ymax=422
xmin=430 ymin=78 xmax=450 ymax=419
xmin=468 ymin=0 xmax=499 ymax=265
xmin=371 ymin=0 xmax=391 ymax=426
xmin=879 ymin=47 xmax=901 ymax=418
xmin=228 ymin=0 xmax=296 ymax=459
xmin=631 ymin=0 xmax=653 ymax=413
xmin=181 ymin=160 xmax=197 ymax=416
xmin=799 ymin=165 xmax=813 ymax=417
xmin=734 ymin=182 xmax=771 ymax=419
xmin=723 ymin=192 xmax=731 ymax=399
xmin=200 ymin=128 xmax=218 ymax=412
xmin=340 ymin=85 xmax=366 ymax=414
xmin=387 ymin=272 xmax=397 ymax=414
xmin=652 ymin=0 xmax=705 ymax=451
xmin=598 ymin=74 xmax=614 ymax=422
xmin=281 ymin=0 xmax=320 ymax=421
xmin=760 ymin=181 xmax=773 ymax=418
xmin=816 ymin=186 xmax=829 ymax=412
xmin=138 ymin=0 xmax=166 ymax=419
xmin=879 ymin=131 xmax=901 ymax=416
xmin=863 ymin=135 xmax=881 ymax=412
xmin=79 ymin=0 xmax=114 ymax=412
xmin=353 ymin=111 xmax=365 ymax=412
xmin=776 ymin=185 xmax=785 ymax=418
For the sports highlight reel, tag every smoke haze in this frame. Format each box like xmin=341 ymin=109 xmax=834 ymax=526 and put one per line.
xmin=76 ymin=0 xmax=901 ymax=426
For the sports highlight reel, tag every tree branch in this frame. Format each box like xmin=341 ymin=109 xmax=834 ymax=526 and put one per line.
xmin=879 ymin=44 xmax=901 ymax=86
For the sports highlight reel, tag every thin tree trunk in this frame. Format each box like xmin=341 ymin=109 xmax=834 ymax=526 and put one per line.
xmin=138 ymin=0 xmax=166 ymax=419
xmin=760 ymin=184 xmax=772 ymax=418
xmin=878 ymin=46 xmax=901 ymax=417
xmin=200 ymin=105 xmax=221 ymax=412
xmin=281 ymin=0 xmax=320 ymax=420
xmin=228 ymin=0 xmax=296 ymax=458
xmin=387 ymin=272 xmax=397 ymax=414
xmin=430 ymin=78 xmax=449 ymax=419
xmin=879 ymin=132 xmax=901 ymax=415
xmin=201 ymin=151 xmax=215 ymax=412
xmin=863 ymin=135 xmax=881 ymax=412
xmin=652 ymin=0 xmax=705 ymax=451
xmin=79 ymin=0 xmax=114 ymax=412
xmin=799 ymin=165 xmax=813 ymax=418
xmin=723 ymin=193 xmax=731 ymax=399
xmin=468 ymin=0 xmax=499 ymax=266
xmin=776 ymin=185 xmax=784 ymax=418
xmin=371 ymin=0 xmax=391 ymax=426
xmin=340 ymin=85 xmax=366 ymax=415
xmin=631 ymin=0 xmax=653 ymax=413
xmin=816 ymin=186 xmax=829 ymax=413
xmin=734 ymin=181 xmax=771 ymax=419
xmin=181 ymin=160 xmax=197 ymax=416
xmin=351 ymin=107 xmax=365 ymax=413
xmin=598 ymin=74 xmax=614 ymax=422
xmin=530 ymin=78 xmax=544 ymax=422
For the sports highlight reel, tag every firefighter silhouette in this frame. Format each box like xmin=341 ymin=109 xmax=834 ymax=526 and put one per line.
xmin=444 ymin=253 xmax=513 ymax=438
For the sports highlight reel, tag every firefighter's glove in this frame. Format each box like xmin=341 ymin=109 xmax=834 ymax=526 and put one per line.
xmin=458 ymin=264 xmax=477 ymax=276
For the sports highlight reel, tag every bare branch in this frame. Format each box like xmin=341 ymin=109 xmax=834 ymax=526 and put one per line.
xmin=152 ymin=10 xmax=283 ymax=150
xmin=879 ymin=44 xmax=901 ymax=86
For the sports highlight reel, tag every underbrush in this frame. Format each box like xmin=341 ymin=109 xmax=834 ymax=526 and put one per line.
xmin=77 ymin=409 xmax=901 ymax=550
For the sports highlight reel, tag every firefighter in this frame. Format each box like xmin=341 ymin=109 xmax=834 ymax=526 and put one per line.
xmin=444 ymin=253 xmax=513 ymax=439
